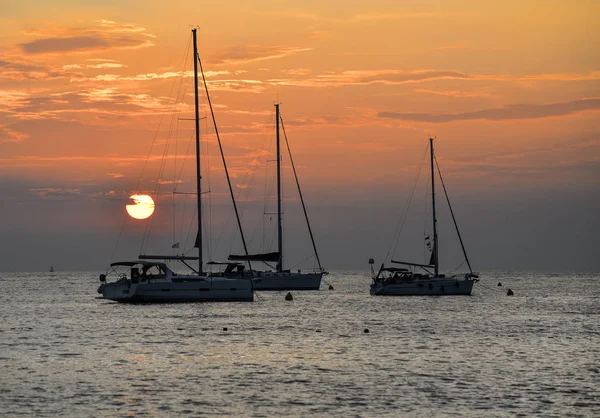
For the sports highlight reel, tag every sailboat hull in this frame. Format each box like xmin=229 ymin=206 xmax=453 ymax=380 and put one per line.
xmin=101 ymin=277 xmax=253 ymax=303
xmin=370 ymin=277 xmax=475 ymax=296
xmin=251 ymin=272 xmax=322 ymax=291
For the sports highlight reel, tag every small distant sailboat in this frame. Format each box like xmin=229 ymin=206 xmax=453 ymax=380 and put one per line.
xmin=49 ymin=266 xmax=54 ymax=273
xmin=370 ymin=138 xmax=479 ymax=296
xmin=226 ymin=104 xmax=327 ymax=290
xmin=98 ymin=29 xmax=254 ymax=303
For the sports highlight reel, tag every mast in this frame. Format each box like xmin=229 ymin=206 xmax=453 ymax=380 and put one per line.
xmin=192 ymin=29 xmax=203 ymax=274
xmin=275 ymin=104 xmax=283 ymax=272
xmin=430 ymin=137 xmax=438 ymax=276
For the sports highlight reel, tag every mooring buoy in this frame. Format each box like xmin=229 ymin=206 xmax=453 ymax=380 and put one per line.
xmin=364 ymin=328 xmax=370 ymax=334
xmin=328 ymin=284 xmax=334 ymax=290
xmin=223 ymin=327 xmax=228 ymax=331
xmin=285 ymin=292 xmax=293 ymax=301
xmin=498 ymin=282 xmax=502 ymax=286
xmin=507 ymin=289 xmax=514 ymax=296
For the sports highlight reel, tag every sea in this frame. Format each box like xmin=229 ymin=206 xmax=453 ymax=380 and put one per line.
xmin=0 ymin=271 xmax=598 ymax=417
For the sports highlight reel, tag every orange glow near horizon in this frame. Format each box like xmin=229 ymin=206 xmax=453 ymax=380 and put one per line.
xmin=0 ymin=1 xmax=598 ymax=209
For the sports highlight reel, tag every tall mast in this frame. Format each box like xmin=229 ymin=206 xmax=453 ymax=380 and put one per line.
xmin=192 ymin=29 xmax=203 ymax=274
xmin=275 ymin=103 xmax=283 ymax=272
xmin=430 ymin=137 xmax=438 ymax=276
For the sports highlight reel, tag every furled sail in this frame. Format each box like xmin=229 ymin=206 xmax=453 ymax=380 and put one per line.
xmin=228 ymin=252 xmax=280 ymax=262
xmin=428 ymin=245 xmax=437 ymax=267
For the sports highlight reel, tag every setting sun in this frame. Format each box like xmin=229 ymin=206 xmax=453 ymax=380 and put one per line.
xmin=125 ymin=194 xmax=155 ymax=220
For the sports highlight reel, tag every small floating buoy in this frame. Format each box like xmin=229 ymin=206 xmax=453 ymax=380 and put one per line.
xmin=507 ymin=289 xmax=514 ymax=296
xmin=223 ymin=327 xmax=228 ymax=331
xmin=497 ymin=282 xmax=502 ymax=286
xmin=328 ymin=284 xmax=334 ymax=290
xmin=364 ymin=328 xmax=370 ymax=334
xmin=316 ymin=329 xmax=321 ymax=333
xmin=285 ymin=292 xmax=293 ymax=301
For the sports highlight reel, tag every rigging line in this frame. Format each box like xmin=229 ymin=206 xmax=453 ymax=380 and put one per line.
xmin=262 ymin=117 xmax=275 ymax=252
xmin=135 ymin=35 xmax=192 ymax=193
xmin=435 ymin=156 xmax=473 ymax=274
xmin=288 ymin=253 xmax=315 ymax=270
xmin=203 ymin=103 xmax=214 ymax=261
xmin=184 ymin=204 xmax=197 ymax=253
xmin=280 ymin=113 xmax=324 ymax=271
xmin=387 ymin=144 xmax=429 ymax=261
xmin=141 ymin=88 xmax=181 ymax=255
xmin=423 ymin=163 xmax=431 ymax=264
xmin=107 ymin=216 xmax=129 ymax=269
xmin=197 ymin=51 xmax=254 ymax=278
xmin=172 ymin=61 xmax=191 ymax=249
xmin=176 ymin=130 xmax=195 ymax=246
xmin=139 ymin=36 xmax=192 ymax=255
xmin=447 ymin=259 xmax=466 ymax=275
xmin=226 ymin=123 xmax=268 ymax=255
xmin=222 ymin=109 xmax=273 ymax=256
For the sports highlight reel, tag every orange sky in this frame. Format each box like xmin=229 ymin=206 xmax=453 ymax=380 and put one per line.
xmin=1 ymin=1 xmax=598 ymax=271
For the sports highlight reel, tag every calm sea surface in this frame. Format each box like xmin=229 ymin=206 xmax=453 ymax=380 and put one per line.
xmin=0 ymin=271 xmax=598 ymax=417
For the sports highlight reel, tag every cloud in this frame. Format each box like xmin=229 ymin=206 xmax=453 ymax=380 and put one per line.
xmin=413 ymin=88 xmax=490 ymax=98
xmin=29 ymin=187 xmax=82 ymax=198
xmin=282 ymin=68 xmax=312 ymax=76
xmin=0 ymin=59 xmax=76 ymax=81
xmin=256 ymin=11 xmax=459 ymax=24
xmin=0 ymin=125 xmax=29 ymax=143
xmin=3 ymin=88 xmax=178 ymax=122
xmin=378 ymin=98 xmax=600 ymax=122
xmin=18 ymin=21 xmax=154 ymax=55
xmin=21 ymin=36 xmax=112 ymax=54
xmin=70 ymin=69 xmax=228 ymax=83
xmin=87 ymin=62 xmax=127 ymax=69
xmin=266 ymin=69 xmax=600 ymax=88
xmin=210 ymin=46 xmax=313 ymax=65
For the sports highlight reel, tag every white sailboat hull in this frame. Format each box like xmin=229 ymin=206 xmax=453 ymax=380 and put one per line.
xmin=370 ymin=277 xmax=475 ymax=296
xmin=251 ymin=272 xmax=322 ymax=291
xmin=101 ymin=276 xmax=253 ymax=303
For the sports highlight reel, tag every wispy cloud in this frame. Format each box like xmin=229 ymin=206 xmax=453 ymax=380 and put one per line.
xmin=210 ymin=45 xmax=313 ymax=65
xmin=3 ymin=88 xmax=178 ymax=122
xmin=282 ymin=68 xmax=312 ymax=76
xmin=413 ymin=88 xmax=490 ymax=98
xmin=0 ymin=59 xmax=77 ymax=81
xmin=19 ymin=21 xmax=154 ymax=55
xmin=378 ymin=98 xmax=600 ymax=122
xmin=69 ymin=69 xmax=229 ymax=83
xmin=0 ymin=125 xmax=29 ymax=143
xmin=267 ymin=69 xmax=600 ymax=88
xmin=256 ymin=11 xmax=460 ymax=24
xmin=29 ymin=187 xmax=81 ymax=198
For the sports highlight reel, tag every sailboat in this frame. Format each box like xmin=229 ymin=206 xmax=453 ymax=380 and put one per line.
xmin=370 ymin=138 xmax=479 ymax=296
xmin=98 ymin=29 xmax=254 ymax=303
xmin=226 ymin=104 xmax=327 ymax=290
